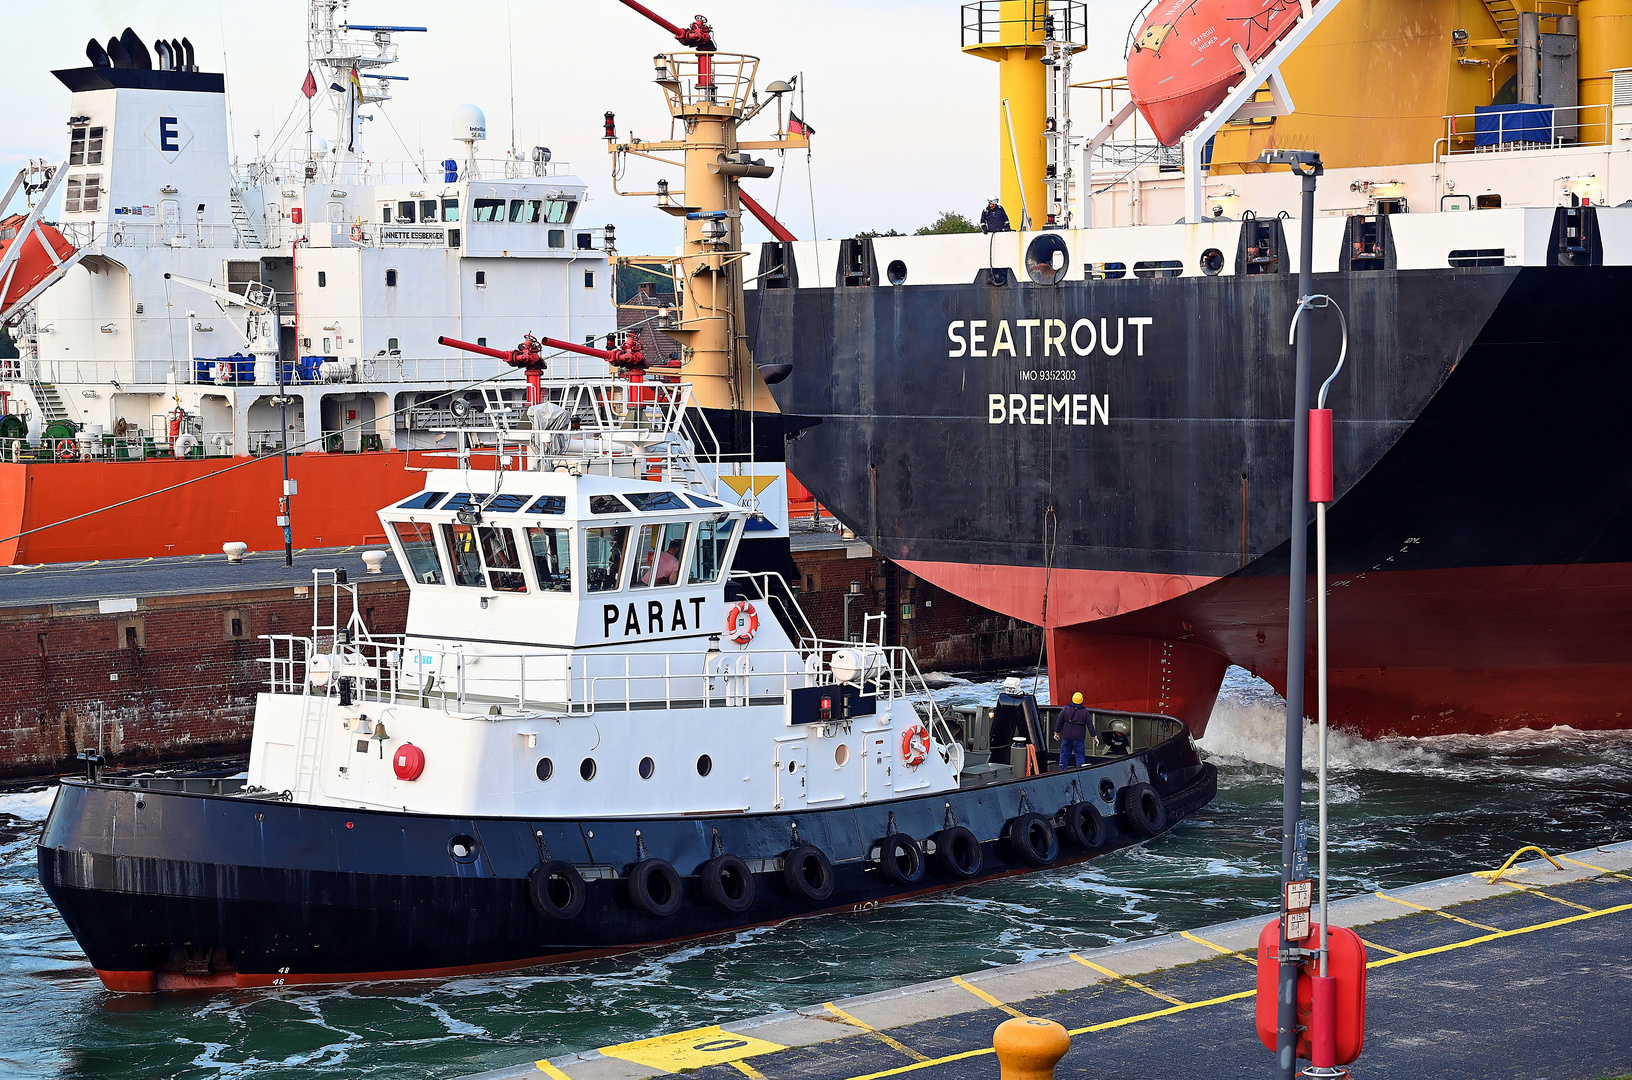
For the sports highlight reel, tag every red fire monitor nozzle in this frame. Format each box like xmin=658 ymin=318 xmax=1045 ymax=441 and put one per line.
xmin=618 ymin=1 xmax=715 ymax=86
xmin=437 ymin=333 xmax=647 ymax=406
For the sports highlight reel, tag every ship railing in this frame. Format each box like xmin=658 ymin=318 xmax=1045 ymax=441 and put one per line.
xmin=236 ymin=157 xmax=575 ymax=187
xmin=960 ymin=1 xmax=1088 ymax=49
xmin=1439 ymin=101 xmax=1616 ymax=157
xmin=729 ymin=570 xmax=818 ymax=650
xmin=16 ymin=355 xmax=524 ymax=390
xmin=59 ymin=221 xmax=257 ymax=250
xmin=657 ymin=52 xmax=760 ymax=114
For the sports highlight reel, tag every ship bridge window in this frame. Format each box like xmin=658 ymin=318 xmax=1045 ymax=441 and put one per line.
xmin=65 ymin=175 xmax=101 ymax=214
xmin=473 ymin=198 xmax=506 ymax=222
xmin=586 ymin=525 xmax=631 ymax=592
xmin=590 ymin=494 xmax=632 ymax=514
xmin=529 ymin=494 xmax=567 ymax=514
xmin=458 ymin=492 xmax=530 ymax=513
xmin=545 ymin=198 xmax=577 ymax=224
xmin=68 ymin=125 xmax=104 ymax=166
xmin=398 ymin=491 xmax=447 ymax=511
xmin=479 ymin=526 xmax=527 ymax=592
xmin=441 ymin=523 xmax=486 ymax=588
xmin=396 ymin=201 xmax=416 ymax=223
xmin=392 ymin=521 xmax=445 ymax=585
xmin=510 ymin=199 xmax=526 ymax=222
xmin=1132 ymin=260 xmax=1183 ymax=278
xmin=442 ymin=198 xmax=460 ymax=222
xmin=526 ymin=199 xmax=543 ymax=223
xmin=634 ymin=522 xmax=691 ymax=588
xmin=527 ymin=527 xmax=573 ymax=592
xmin=625 ymin=491 xmax=689 ymax=512
xmin=688 ymin=517 xmax=737 ymax=585
xmin=420 ymin=200 xmax=437 ymax=223
xmin=549 ymin=230 xmax=566 ymax=249
xmin=684 ymin=494 xmax=722 ymax=509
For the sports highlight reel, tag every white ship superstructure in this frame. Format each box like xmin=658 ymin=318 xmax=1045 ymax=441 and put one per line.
xmin=1 ymin=2 xmax=614 ymax=462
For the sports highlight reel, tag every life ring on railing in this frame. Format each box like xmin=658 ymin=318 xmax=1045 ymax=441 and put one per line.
xmin=350 ymin=224 xmax=363 ymax=242
xmin=900 ymin=724 xmax=930 ymax=768
xmin=725 ymin=601 xmax=759 ymax=644
xmin=54 ymin=440 xmax=79 ymax=462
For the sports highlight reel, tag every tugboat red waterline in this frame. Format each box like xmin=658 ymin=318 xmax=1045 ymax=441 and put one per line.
xmin=37 ymin=373 xmax=1213 ymax=989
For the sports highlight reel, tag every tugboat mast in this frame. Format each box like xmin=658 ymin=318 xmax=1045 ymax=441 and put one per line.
xmin=606 ymin=2 xmax=807 ymax=417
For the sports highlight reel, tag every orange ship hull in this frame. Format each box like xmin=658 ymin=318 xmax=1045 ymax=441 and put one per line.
xmin=0 ymin=452 xmax=424 ymax=565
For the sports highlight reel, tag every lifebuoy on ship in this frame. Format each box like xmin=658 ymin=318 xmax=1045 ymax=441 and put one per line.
xmin=54 ymin=440 xmax=78 ymax=461
xmin=725 ymin=601 xmax=759 ymax=643
xmin=900 ymin=724 xmax=930 ymax=767
xmin=350 ymin=224 xmax=363 ymax=242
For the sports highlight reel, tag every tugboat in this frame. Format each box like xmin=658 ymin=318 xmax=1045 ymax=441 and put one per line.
xmin=35 ymin=363 xmax=1215 ymax=991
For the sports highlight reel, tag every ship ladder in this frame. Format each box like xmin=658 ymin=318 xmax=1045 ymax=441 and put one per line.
xmin=290 ymin=668 xmax=333 ymax=803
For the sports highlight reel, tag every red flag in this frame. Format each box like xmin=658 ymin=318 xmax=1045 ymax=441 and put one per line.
xmin=301 ymin=71 xmax=317 ymax=99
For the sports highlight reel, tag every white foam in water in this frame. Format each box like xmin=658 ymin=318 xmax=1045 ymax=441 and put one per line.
xmin=0 ymin=786 xmax=59 ymax=822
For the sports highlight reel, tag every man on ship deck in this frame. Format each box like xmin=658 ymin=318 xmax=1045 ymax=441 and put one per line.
xmin=1057 ymin=692 xmax=1093 ymax=769
xmin=980 ymin=197 xmax=1011 ymax=233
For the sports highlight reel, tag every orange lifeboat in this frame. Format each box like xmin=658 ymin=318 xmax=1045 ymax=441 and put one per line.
xmin=1126 ymin=0 xmax=1315 ymax=146
xmin=0 ymin=214 xmax=76 ymax=311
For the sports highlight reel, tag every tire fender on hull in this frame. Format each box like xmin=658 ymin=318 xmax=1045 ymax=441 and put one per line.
xmin=1122 ymin=782 xmax=1167 ymax=837
xmin=783 ymin=844 xmax=835 ymax=901
xmin=875 ymin=833 xmax=926 ymax=886
xmin=627 ymin=858 xmax=683 ymax=918
xmin=1005 ymin=813 xmax=1059 ymax=867
xmin=699 ymin=854 xmax=756 ymax=914
xmin=931 ymin=826 xmax=983 ymax=879
xmin=528 ymin=860 xmax=587 ymax=920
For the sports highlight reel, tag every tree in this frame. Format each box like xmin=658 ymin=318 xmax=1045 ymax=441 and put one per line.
xmin=855 ymin=228 xmax=904 ymax=239
xmin=915 ymin=211 xmax=980 ymax=235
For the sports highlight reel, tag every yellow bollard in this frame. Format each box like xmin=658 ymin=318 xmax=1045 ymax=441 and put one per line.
xmin=993 ymin=1016 xmax=1070 ymax=1080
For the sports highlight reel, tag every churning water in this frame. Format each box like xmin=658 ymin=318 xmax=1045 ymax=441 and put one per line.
xmin=3 ymin=667 xmax=1630 ymax=1080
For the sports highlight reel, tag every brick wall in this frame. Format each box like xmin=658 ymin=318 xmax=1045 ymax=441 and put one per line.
xmin=790 ymin=544 xmax=1042 ymax=671
xmin=0 ymin=581 xmax=408 ymax=779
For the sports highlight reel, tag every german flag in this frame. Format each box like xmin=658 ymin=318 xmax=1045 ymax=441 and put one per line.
xmin=788 ymin=111 xmax=814 ymax=138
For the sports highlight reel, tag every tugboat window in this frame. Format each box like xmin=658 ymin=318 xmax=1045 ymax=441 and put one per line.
xmin=625 ymin=491 xmax=689 ymax=512
xmin=397 ymin=491 xmax=446 ymax=511
xmin=590 ymin=494 xmax=631 ymax=514
xmin=549 ymin=229 xmax=566 ymax=249
xmin=478 ymin=526 xmax=527 ymax=592
xmin=536 ymin=757 xmax=554 ymax=782
xmin=688 ymin=517 xmax=737 ymax=584
xmin=526 ymin=199 xmax=543 ymax=223
xmin=585 ymin=525 xmax=631 ymax=592
xmin=545 ymin=198 xmax=577 ymax=223
xmin=639 ymin=756 xmax=655 ymax=780
xmin=528 ymin=495 xmax=567 ymax=514
xmin=440 ymin=523 xmax=487 ymax=587
xmin=696 ymin=754 xmax=713 ymax=777
xmin=392 ymin=521 xmax=445 ymax=585
xmin=385 ymin=269 xmax=398 ymax=287
xmin=396 ymin=200 xmax=416 ymax=223
xmin=633 ymin=522 xmax=690 ymax=587
xmin=579 ymin=757 xmax=597 ymax=781
xmin=473 ymin=198 xmax=506 ymax=222
xmin=526 ymin=527 xmax=573 ymax=592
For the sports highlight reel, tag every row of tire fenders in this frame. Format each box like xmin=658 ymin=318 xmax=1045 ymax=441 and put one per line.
xmin=524 ymin=781 xmax=1169 ymax=921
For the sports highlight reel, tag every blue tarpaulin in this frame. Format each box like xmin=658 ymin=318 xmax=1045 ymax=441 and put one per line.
xmin=1473 ymin=104 xmax=1555 ymax=146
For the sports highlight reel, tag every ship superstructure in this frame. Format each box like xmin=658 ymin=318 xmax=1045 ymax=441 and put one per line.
xmin=0 ymin=3 xmax=615 ymax=564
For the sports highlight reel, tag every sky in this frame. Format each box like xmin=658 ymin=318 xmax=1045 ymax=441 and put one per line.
xmin=0 ymin=0 xmax=1147 ymax=254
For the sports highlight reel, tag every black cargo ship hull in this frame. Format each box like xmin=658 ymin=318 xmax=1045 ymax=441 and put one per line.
xmin=38 ymin=742 xmax=1213 ymax=990
xmin=756 ymin=263 xmax=1632 ymax=736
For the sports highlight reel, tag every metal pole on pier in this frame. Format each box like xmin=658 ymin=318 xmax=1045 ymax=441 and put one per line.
xmin=1260 ymin=147 xmax=1322 ymax=1080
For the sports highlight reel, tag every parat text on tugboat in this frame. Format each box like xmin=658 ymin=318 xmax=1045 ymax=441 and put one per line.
xmin=36 ymin=357 xmax=1215 ymax=990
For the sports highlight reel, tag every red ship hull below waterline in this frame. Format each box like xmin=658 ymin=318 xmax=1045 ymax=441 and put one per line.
xmin=901 ymin=559 xmax=1632 ymax=740
xmin=0 ymin=452 xmax=423 ymax=565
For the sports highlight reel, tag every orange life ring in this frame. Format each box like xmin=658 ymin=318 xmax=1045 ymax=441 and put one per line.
xmin=901 ymin=724 xmax=930 ymax=768
xmin=725 ymin=601 xmax=759 ymax=644
xmin=55 ymin=440 xmax=79 ymax=461
xmin=350 ymin=224 xmax=364 ymax=242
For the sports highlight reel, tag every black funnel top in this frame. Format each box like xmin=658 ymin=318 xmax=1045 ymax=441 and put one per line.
xmin=119 ymin=28 xmax=152 ymax=70
xmin=85 ymin=38 xmax=110 ymax=68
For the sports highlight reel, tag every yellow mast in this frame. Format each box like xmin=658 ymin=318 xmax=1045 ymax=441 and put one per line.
xmin=608 ymin=46 xmax=806 ymax=415
xmin=963 ymin=0 xmax=1050 ymax=228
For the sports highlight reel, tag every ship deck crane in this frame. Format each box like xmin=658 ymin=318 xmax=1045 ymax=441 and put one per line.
xmin=162 ymin=272 xmax=279 ymax=365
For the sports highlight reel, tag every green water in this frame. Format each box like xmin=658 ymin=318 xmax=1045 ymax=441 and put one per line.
xmin=4 ymin=669 xmax=1630 ymax=1080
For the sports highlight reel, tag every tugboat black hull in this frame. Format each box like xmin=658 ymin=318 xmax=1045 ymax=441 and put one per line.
xmin=38 ymin=743 xmax=1214 ymax=991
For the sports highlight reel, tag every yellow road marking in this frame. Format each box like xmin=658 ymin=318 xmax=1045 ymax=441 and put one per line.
xmin=598 ymin=1025 xmax=786 ymax=1072
xmin=1559 ymin=855 xmax=1632 ymax=882
xmin=1180 ymin=930 xmax=1257 ymax=965
xmin=1375 ymin=891 xmax=1500 ymax=932
xmin=1368 ymin=899 xmax=1632 ymax=970
xmin=534 ymin=1061 xmax=572 ymax=1080
xmin=950 ymin=975 xmax=1025 ymax=1018
xmin=1496 ymin=883 xmax=1596 ymax=913
xmin=730 ymin=1061 xmax=767 ymax=1079
xmin=1068 ymin=954 xmax=1186 ymax=1006
xmin=1357 ymin=937 xmax=1403 ymax=957
xmin=822 ymin=1003 xmax=929 ymax=1062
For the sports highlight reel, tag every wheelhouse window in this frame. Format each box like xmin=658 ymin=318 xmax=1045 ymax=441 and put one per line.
xmin=545 ymin=198 xmax=577 ymax=223
xmin=441 ymin=523 xmax=486 ymax=587
xmin=529 ymin=494 xmax=566 ymax=514
xmin=625 ymin=491 xmax=689 ymax=511
xmin=526 ymin=199 xmax=543 ymax=223
xmin=585 ymin=525 xmax=630 ymax=592
xmin=396 ymin=200 xmax=416 ymax=223
xmin=397 ymin=491 xmax=446 ymax=510
xmin=527 ymin=527 xmax=573 ymax=592
xmin=420 ymin=199 xmax=437 ymax=223
xmin=479 ymin=526 xmax=527 ymax=592
xmin=590 ymin=494 xmax=631 ymax=514
xmin=688 ymin=517 xmax=736 ymax=584
xmin=442 ymin=197 xmax=460 ymax=222
xmin=633 ymin=522 xmax=690 ymax=588
xmin=472 ymin=198 xmax=506 ymax=222
xmin=548 ymin=229 xmax=566 ymax=249
xmin=392 ymin=521 xmax=444 ymax=585
xmin=509 ymin=198 xmax=527 ymax=222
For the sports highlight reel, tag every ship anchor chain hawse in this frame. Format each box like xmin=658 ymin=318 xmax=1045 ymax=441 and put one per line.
xmin=34 ymin=1 xmax=1217 ymax=991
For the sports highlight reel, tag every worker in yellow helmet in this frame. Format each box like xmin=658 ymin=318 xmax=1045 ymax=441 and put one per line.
xmin=1057 ymin=691 xmax=1091 ymax=769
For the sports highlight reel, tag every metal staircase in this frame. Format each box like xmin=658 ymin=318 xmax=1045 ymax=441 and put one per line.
xmin=229 ymin=190 xmax=262 ymax=247
xmin=28 ymin=380 xmax=71 ymax=426
xmin=1483 ymin=0 xmax=1520 ymax=40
